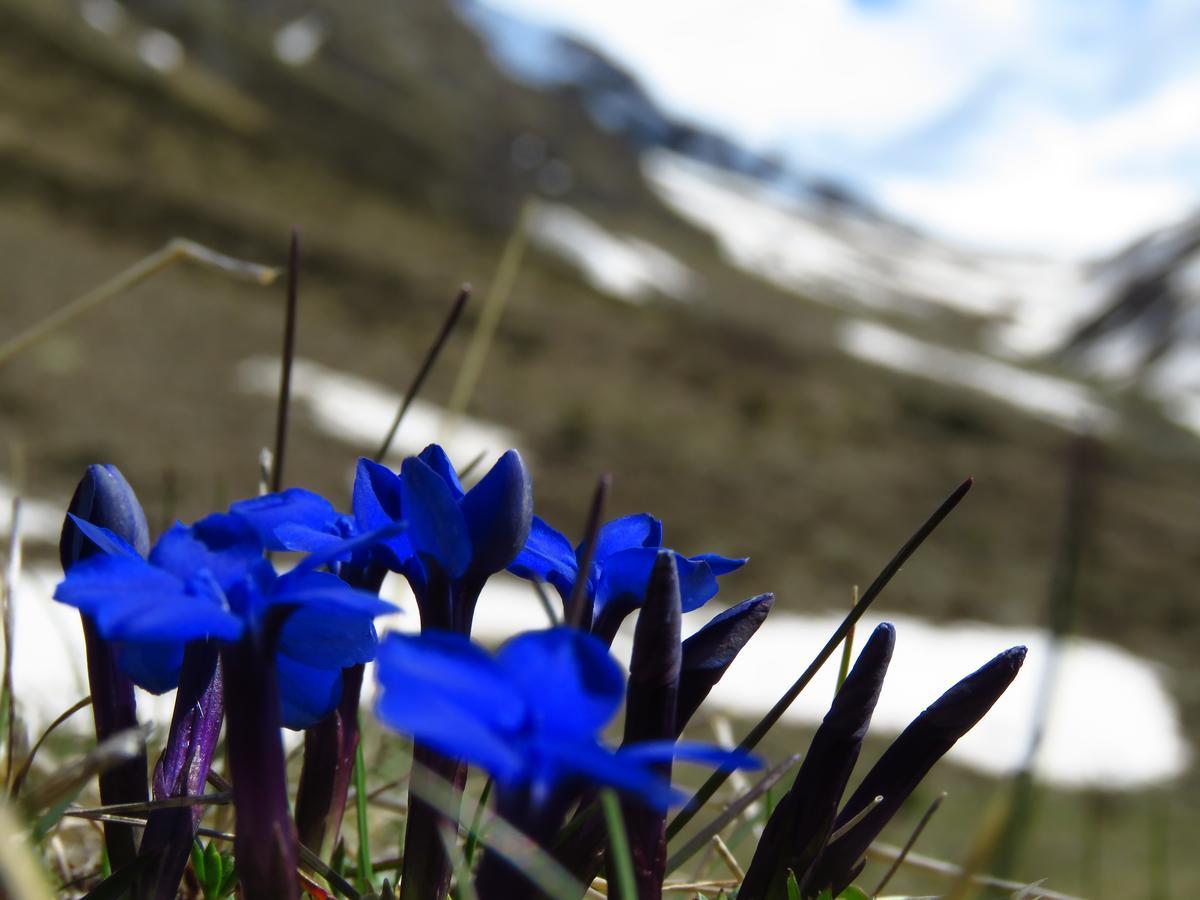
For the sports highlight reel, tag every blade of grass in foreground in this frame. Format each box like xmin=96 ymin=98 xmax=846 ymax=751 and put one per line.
xmin=666 ymin=476 xmax=973 ymax=841
xmin=374 ymin=285 xmax=471 ymax=462
xmin=601 ymin=790 xmax=637 ymax=900
xmin=664 ymin=752 xmax=803 ymax=875
xmin=0 ymin=238 xmax=279 ymax=367
xmin=405 ymin=759 xmax=586 ymax=900
xmin=354 ymin=736 xmax=374 ymax=893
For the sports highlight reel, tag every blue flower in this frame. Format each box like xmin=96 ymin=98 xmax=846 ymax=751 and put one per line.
xmin=508 ymin=513 xmax=746 ymax=642
xmin=232 ymin=445 xmax=532 ymax=631
xmin=55 ymin=512 xmax=396 ymax=729
xmin=374 ymin=627 xmax=757 ymax=814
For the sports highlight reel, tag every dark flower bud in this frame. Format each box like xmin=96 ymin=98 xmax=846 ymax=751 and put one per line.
xmin=676 ymin=593 xmax=774 ymax=732
xmin=810 ymin=645 xmax=1027 ymax=896
xmin=740 ymin=623 xmax=894 ymax=899
xmin=60 ymin=463 xmax=150 ymax=569
xmin=461 ymin=449 xmax=533 ymax=579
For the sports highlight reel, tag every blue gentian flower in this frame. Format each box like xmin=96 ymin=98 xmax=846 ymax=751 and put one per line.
xmin=232 ymin=445 xmax=532 ymax=632
xmin=508 ymin=513 xmax=747 ymax=643
xmin=55 ymin=512 xmax=396 ymax=729
xmin=60 ymin=463 xmax=151 ymax=873
xmin=375 ymin=627 xmax=756 ymax=816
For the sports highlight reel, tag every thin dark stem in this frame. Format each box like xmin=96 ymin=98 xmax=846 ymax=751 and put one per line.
xmin=666 ymin=476 xmax=974 ymax=841
xmin=567 ymin=474 xmax=611 ymax=631
xmin=271 ymin=229 xmax=300 ymax=494
xmin=374 ymin=285 xmax=471 ymax=462
xmin=872 ymin=792 xmax=945 ymax=896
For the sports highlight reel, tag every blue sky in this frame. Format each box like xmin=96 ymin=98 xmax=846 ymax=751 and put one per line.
xmin=477 ymin=0 xmax=1200 ymax=259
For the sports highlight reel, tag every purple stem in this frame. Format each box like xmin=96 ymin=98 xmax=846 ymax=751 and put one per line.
xmin=400 ymin=567 xmax=478 ymax=900
xmin=222 ymin=625 xmax=298 ymax=900
xmin=137 ymin=643 xmax=225 ymax=900
xmin=294 ymin=663 xmax=364 ymax=856
xmin=293 ymin=561 xmax=384 ymax=858
xmin=81 ymin=616 xmax=147 ymax=871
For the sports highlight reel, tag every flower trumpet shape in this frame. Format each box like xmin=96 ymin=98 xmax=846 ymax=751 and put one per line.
xmin=232 ymin=444 xmax=532 ymax=632
xmin=508 ymin=513 xmax=746 ymax=643
xmin=374 ymin=627 xmax=758 ymax=820
xmin=54 ymin=512 xmax=397 ymax=728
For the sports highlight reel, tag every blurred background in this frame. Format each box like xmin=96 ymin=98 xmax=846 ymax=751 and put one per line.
xmin=2 ymin=0 xmax=1199 ymax=895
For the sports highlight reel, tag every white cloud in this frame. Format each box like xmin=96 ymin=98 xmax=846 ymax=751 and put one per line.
xmin=477 ymin=0 xmax=1200 ymax=258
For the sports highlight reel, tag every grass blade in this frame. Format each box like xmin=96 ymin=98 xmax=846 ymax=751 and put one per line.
xmin=0 ymin=238 xmax=278 ymax=367
xmin=666 ymin=477 xmax=973 ymax=841
xmin=664 ymin=752 xmax=803 ymax=875
xmin=374 ymin=286 xmax=471 ymax=462
xmin=353 ymin=731 xmax=374 ymax=893
xmin=270 ymin=228 xmax=301 ymax=493
xmin=601 ymin=790 xmax=637 ymax=900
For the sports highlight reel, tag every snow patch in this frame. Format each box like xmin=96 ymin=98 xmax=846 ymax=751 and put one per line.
xmin=839 ymin=320 xmax=1114 ymax=432
xmin=528 ymin=203 xmax=696 ymax=303
xmin=643 ymin=149 xmax=1100 ymax=356
xmin=374 ymin=574 xmax=1190 ymax=788
xmin=236 ymin=357 xmax=518 ymax=474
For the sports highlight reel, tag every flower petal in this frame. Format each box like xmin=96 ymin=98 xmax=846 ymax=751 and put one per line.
xmin=400 ymin=456 xmax=471 ymax=579
xmin=270 ymin=570 xmax=397 ymax=619
xmin=277 ymin=654 xmax=343 ymax=730
xmin=417 ymin=444 xmax=465 ymax=499
xmin=496 ymin=628 xmax=624 ymax=740
xmin=112 ymin=640 xmax=185 ymax=694
xmin=352 ymin=458 xmax=414 ymax=569
xmin=461 ymin=450 xmax=532 ymax=578
xmin=507 ymin=516 xmax=578 ymax=598
xmin=230 ymin=489 xmax=342 ymax=550
xmin=590 ymin=514 xmax=663 ymax=559
xmin=149 ymin=516 xmax=263 ymax=590
xmin=278 ymin=606 xmax=380 ymax=669
xmin=687 ymin=553 xmax=747 ymax=576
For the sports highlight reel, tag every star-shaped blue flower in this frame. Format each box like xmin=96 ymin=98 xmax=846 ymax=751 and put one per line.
xmin=232 ymin=445 xmax=532 ymax=631
xmin=374 ymin=627 xmax=757 ymax=815
xmin=508 ymin=513 xmax=746 ymax=642
xmin=55 ymin=512 xmax=396 ymax=729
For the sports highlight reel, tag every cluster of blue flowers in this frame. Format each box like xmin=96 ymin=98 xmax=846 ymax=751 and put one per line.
xmin=54 ymin=447 xmax=1024 ymax=900
xmin=55 ymin=448 xmax=765 ymax=899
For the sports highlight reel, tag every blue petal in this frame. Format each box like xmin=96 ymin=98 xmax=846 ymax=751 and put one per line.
xmin=461 ymin=450 xmax=532 ymax=578
xmin=496 ymin=628 xmax=624 ymax=740
xmin=536 ymin=738 xmax=680 ymax=810
xmin=277 ymin=654 xmax=343 ymax=730
xmin=688 ymin=553 xmax=747 ymax=576
xmin=112 ymin=641 xmax=184 ymax=694
xmin=230 ymin=489 xmax=342 ymax=550
xmin=417 ymin=444 xmax=465 ymax=499
xmin=269 ymin=570 xmax=397 ymax=619
xmin=507 ymin=516 xmax=577 ymax=598
xmin=278 ymin=606 xmax=380 ymax=669
xmin=374 ymin=632 xmax=527 ymax=782
xmin=149 ymin=516 xmax=263 ymax=591
xmin=375 ymin=684 xmax=526 ymax=785
xmin=55 ymin=553 xmax=183 ymax=619
xmin=353 ymin=458 xmax=404 ymax=530
xmin=375 ymin=632 xmax=526 ymax=729
xmin=591 ymin=514 xmax=663 ymax=560
xmin=352 ymin=459 xmax=414 ymax=570
xmin=272 ymin=523 xmax=353 ymax=556
xmin=400 ymin=456 xmax=471 ymax=580
xmin=619 ymin=740 xmax=763 ymax=773
xmin=101 ymin=586 xmax=243 ymax=643
xmin=64 ymin=516 xmax=143 ymax=560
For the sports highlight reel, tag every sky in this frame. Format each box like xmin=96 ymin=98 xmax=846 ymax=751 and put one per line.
xmin=476 ymin=0 xmax=1200 ymax=259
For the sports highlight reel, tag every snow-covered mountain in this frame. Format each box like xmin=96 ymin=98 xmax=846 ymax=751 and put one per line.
xmin=1061 ymin=214 xmax=1200 ymax=431
xmin=459 ymin=0 xmax=1200 ymax=440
